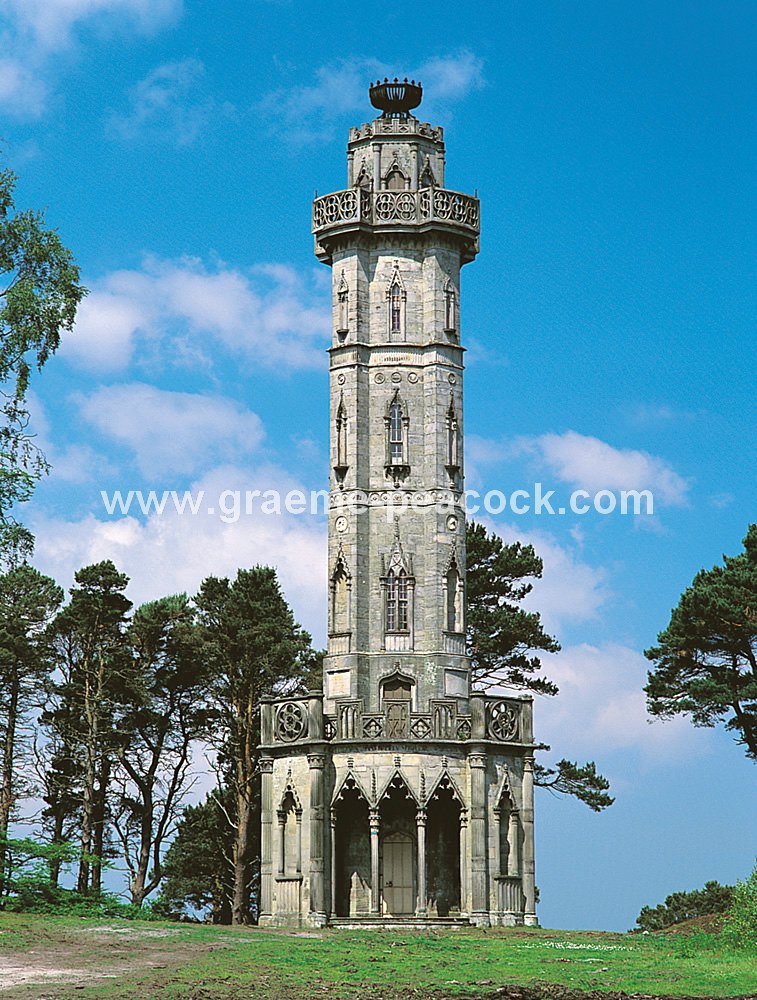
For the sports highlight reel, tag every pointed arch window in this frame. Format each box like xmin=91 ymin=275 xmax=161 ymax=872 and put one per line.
xmin=419 ymin=157 xmax=437 ymax=188
xmin=385 ymin=165 xmax=406 ymax=191
xmin=386 ymin=568 xmax=409 ymax=632
xmin=381 ymin=524 xmax=415 ymax=649
xmin=445 ymin=562 xmax=460 ymax=633
xmin=444 ymin=277 xmax=457 ymax=334
xmin=389 ymin=401 xmax=403 ymax=462
xmin=390 ymin=284 xmax=402 ymax=338
xmin=386 ymin=269 xmax=406 ymax=342
xmin=331 ymin=563 xmax=350 ymax=634
xmin=384 ymin=390 xmax=409 ymax=484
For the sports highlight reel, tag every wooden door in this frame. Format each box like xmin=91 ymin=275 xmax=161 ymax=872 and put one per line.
xmin=383 ymin=833 xmax=414 ymax=915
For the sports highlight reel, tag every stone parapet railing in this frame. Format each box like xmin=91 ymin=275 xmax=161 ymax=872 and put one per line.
xmin=312 ymin=187 xmax=480 ymax=239
xmin=261 ymin=692 xmax=533 ymax=748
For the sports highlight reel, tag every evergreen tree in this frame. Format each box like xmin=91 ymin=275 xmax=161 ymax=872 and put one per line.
xmin=195 ymin=567 xmax=313 ymax=924
xmin=466 ymin=521 xmax=613 ymax=811
xmin=0 ymin=564 xmax=63 ymax=895
xmin=155 ymin=787 xmax=235 ymax=923
xmin=645 ymin=524 xmax=757 ymax=759
xmin=466 ymin=521 xmax=560 ymax=693
xmin=113 ymin=595 xmax=210 ymax=906
xmin=44 ymin=561 xmax=132 ymax=893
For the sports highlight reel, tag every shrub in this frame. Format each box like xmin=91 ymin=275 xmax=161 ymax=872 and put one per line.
xmin=722 ymin=861 xmax=757 ymax=948
xmin=636 ymin=880 xmax=734 ymax=931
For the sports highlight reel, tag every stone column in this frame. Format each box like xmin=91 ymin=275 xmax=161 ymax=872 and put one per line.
xmin=508 ymin=809 xmax=520 ymax=876
xmin=295 ymin=809 xmax=303 ymax=874
xmin=522 ymin=756 xmax=537 ymax=926
xmin=369 ymin=807 xmax=381 ymax=915
xmin=416 ymin=808 xmax=427 ymax=916
xmin=459 ymin=808 xmax=468 ymax=915
xmin=492 ymin=807 xmax=502 ymax=918
xmin=260 ymin=757 xmax=274 ymax=922
xmin=308 ymin=753 xmax=327 ymax=926
xmin=277 ymin=810 xmax=286 ymax=875
xmin=330 ymin=808 xmax=337 ymax=918
xmin=372 ymin=143 xmax=381 ymax=189
xmin=468 ymin=752 xmax=490 ymax=925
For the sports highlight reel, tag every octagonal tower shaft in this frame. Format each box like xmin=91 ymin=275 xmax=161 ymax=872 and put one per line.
xmin=313 ymin=107 xmax=480 ymax=720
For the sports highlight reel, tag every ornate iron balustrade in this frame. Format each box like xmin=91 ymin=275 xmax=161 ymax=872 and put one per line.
xmin=312 ymin=187 xmax=479 ymax=237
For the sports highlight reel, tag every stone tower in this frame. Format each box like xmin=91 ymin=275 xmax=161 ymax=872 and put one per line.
xmin=259 ymin=80 xmax=537 ymax=928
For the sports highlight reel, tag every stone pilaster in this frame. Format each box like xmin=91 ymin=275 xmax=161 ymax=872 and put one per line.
xmin=468 ymin=752 xmax=490 ymax=925
xmin=522 ymin=756 xmax=538 ymax=926
xmin=308 ymin=753 xmax=327 ymax=926
xmin=259 ymin=757 xmax=274 ymax=921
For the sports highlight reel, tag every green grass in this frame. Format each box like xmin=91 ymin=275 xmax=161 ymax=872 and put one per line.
xmin=0 ymin=913 xmax=755 ymax=999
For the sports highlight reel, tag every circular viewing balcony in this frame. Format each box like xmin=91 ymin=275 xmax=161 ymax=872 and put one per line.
xmin=312 ymin=187 xmax=480 ymax=264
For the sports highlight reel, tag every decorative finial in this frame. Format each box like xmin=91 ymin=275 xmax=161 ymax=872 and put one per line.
xmin=369 ymin=77 xmax=423 ymax=119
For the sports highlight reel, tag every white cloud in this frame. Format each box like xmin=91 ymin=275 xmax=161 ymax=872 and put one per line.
xmin=526 ymin=431 xmax=690 ymax=507
xmin=262 ymin=52 xmax=484 ymax=142
xmin=624 ymin=402 xmax=697 ymax=426
xmin=108 ymin=59 xmax=232 ymax=146
xmin=63 ymin=256 xmax=330 ymax=374
xmin=2 ymin=0 xmax=180 ymax=52
xmin=0 ymin=57 xmax=48 ymax=118
xmin=476 ymin=520 xmax=609 ymax=634
xmin=31 ymin=463 xmax=328 ymax=642
xmin=78 ymin=383 xmax=265 ymax=478
xmin=27 ymin=392 xmax=112 ymax=484
xmin=0 ymin=0 xmax=181 ymax=118
xmin=534 ymin=642 xmax=707 ymax=760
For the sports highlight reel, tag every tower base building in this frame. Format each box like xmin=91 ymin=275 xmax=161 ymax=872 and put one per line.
xmin=259 ymin=80 xmax=537 ymax=928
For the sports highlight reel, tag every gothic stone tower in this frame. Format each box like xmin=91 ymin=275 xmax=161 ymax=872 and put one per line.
xmin=259 ymin=80 xmax=537 ymax=928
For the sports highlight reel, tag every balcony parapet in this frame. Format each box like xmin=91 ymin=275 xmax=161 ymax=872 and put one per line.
xmin=261 ymin=692 xmax=533 ymax=749
xmin=313 ymin=187 xmax=480 ymax=263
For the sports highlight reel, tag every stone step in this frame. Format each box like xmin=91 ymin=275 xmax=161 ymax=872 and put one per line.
xmin=330 ymin=916 xmax=472 ymax=929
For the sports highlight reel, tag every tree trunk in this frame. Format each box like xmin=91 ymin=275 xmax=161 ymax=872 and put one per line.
xmin=77 ymin=724 xmax=97 ymax=893
xmin=0 ymin=670 xmax=19 ymax=898
xmin=231 ymin=789 xmax=252 ymax=924
xmin=49 ymin=809 xmax=66 ymax=887
xmin=91 ymin=755 xmax=110 ymax=894
xmin=131 ymin=784 xmax=154 ymax=907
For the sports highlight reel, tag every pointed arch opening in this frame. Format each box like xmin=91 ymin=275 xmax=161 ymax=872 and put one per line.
xmin=443 ymin=548 xmax=463 ymax=636
xmin=379 ymin=774 xmax=417 ymax=917
xmin=384 ymin=162 xmax=407 ymax=191
xmin=445 ymin=394 xmax=460 ymax=488
xmin=333 ymin=776 xmax=371 ymax=917
xmin=276 ymin=778 xmax=303 ymax=879
xmin=426 ymin=776 xmax=462 ymax=917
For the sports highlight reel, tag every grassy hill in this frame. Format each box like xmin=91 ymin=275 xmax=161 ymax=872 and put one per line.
xmin=0 ymin=913 xmax=755 ymax=999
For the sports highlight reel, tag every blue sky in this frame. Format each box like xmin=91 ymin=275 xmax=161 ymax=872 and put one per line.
xmin=1 ymin=1 xmax=755 ymax=931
